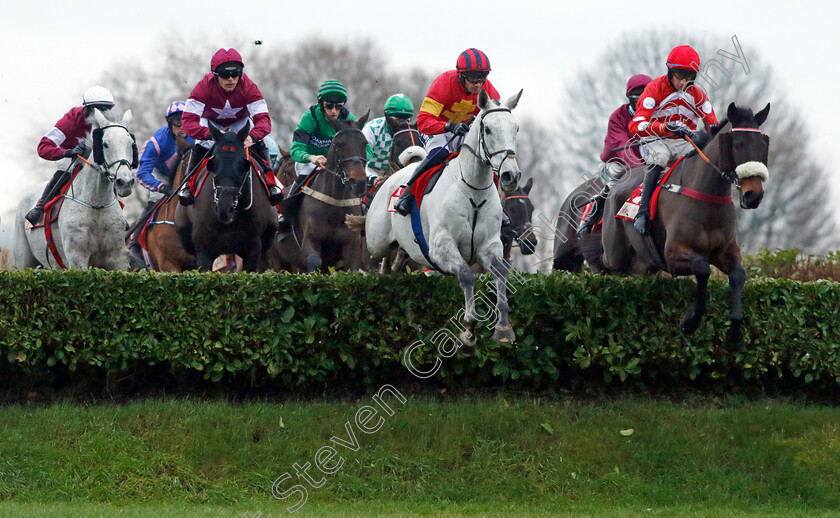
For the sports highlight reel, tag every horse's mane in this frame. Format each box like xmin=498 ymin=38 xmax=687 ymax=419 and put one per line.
xmin=684 ymin=104 xmax=755 ymax=159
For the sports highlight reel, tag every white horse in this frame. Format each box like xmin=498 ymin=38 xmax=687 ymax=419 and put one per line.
xmin=14 ymin=109 xmax=136 ymax=270
xmin=366 ymin=89 xmax=523 ymax=344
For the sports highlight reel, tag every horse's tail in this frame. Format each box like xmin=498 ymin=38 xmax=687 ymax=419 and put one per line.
xmin=345 ymin=214 xmax=366 ymax=232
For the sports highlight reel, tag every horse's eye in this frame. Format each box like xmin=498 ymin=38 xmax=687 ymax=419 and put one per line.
xmin=485 ymin=127 xmax=492 ymax=135
xmin=103 ymin=142 xmax=109 ymax=148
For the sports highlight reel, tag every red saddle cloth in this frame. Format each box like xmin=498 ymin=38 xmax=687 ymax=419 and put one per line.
xmin=616 ymin=156 xmax=686 ymax=221
xmin=408 ymin=152 xmax=459 ymax=208
xmin=187 ymin=155 xmax=277 ymax=201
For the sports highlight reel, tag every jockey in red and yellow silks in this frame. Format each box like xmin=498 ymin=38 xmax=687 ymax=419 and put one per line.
xmin=395 ymin=48 xmax=502 ymax=217
xmin=629 ymin=45 xmax=719 ymax=235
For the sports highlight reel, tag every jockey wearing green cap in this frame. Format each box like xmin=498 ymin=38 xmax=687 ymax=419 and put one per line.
xmin=280 ymin=79 xmax=357 ymax=225
xmin=362 ymin=93 xmax=417 ymax=177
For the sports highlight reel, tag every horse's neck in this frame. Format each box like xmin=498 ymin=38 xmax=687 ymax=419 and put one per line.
xmin=673 ymin=144 xmax=730 ymax=197
xmin=70 ymin=165 xmax=114 ymax=205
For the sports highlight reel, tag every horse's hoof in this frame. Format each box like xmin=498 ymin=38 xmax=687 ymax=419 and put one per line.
xmin=459 ymin=330 xmax=476 ymax=347
xmin=680 ymin=313 xmax=701 ymax=334
xmin=726 ymin=326 xmax=744 ymax=345
xmin=493 ymin=326 xmax=515 ymax=344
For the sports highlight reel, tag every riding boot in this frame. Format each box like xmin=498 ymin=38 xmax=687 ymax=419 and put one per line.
xmin=127 ymin=200 xmax=157 ymax=247
xmin=25 ymin=169 xmax=71 ymax=225
xmin=277 ymin=173 xmax=310 ymax=228
xmin=576 ymin=184 xmax=610 ymax=237
xmin=394 ymin=146 xmax=448 ymax=216
xmin=633 ymin=164 xmax=664 ymax=236
xmin=502 ymin=210 xmax=511 ymax=228
xmin=268 ymin=184 xmax=284 ymax=205
xmin=179 ymin=145 xmax=208 ymax=206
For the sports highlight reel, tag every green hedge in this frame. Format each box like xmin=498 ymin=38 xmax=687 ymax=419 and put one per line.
xmin=2 ymin=270 xmax=840 ymax=391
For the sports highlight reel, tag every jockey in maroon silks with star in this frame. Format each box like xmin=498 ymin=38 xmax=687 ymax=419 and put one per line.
xmin=179 ymin=47 xmax=283 ymax=206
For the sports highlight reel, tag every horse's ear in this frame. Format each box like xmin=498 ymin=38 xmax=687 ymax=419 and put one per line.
xmin=121 ymin=109 xmax=133 ymax=127
xmin=92 ymin=108 xmax=108 ymax=128
xmin=208 ymin=123 xmax=223 ymax=141
xmin=237 ymin=123 xmax=250 ymax=143
xmin=357 ymin=110 xmax=370 ymax=127
xmin=505 ymin=89 xmax=523 ymax=111
xmin=754 ymin=103 xmax=770 ymax=127
xmin=524 ymin=177 xmax=533 ymax=194
xmin=726 ymin=102 xmax=739 ymax=124
xmin=279 ymin=147 xmax=290 ymax=158
xmin=478 ymin=89 xmax=491 ymax=111
xmin=718 ymin=132 xmax=735 ymax=171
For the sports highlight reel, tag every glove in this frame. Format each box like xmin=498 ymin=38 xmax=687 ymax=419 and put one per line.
xmin=444 ymin=122 xmax=470 ymax=136
xmin=65 ymin=144 xmax=87 ymax=158
xmin=664 ymin=122 xmax=691 ymax=138
xmin=159 ymin=184 xmax=174 ymax=196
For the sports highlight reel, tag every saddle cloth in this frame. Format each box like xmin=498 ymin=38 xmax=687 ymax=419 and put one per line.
xmin=616 ymin=156 xmax=685 ymax=221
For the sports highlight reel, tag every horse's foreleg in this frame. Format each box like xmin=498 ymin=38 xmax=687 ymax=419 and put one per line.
xmin=195 ymin=251 xmax=215 ymax=271
xmin=669 ymin=250 xmax=710 ymax=334
xmin=301 ymin=240 xmax=323 ymax=273
xmin=714 ymin=247 xmax=746 ymax=344
xmin=432 ymin=238 xmax=478 ymax=347
xmin=478 ymin=243 xmax=515 ymax=344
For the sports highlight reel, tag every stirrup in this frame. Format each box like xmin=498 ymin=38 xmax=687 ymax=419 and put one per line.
xmin=394 ymin=192 xmax=413 ymax=216
xmin=633 ymin=211 xmax=651 ymax=235
xmin=25 ymin=206 xmax=44 ymax=225
xmin=178 ymin=185 xmax=194 ymax=206
xmin=268 ymin=185 xmax=284 ymax=205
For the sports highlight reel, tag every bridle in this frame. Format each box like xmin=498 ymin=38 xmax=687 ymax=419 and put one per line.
xmin=502 ymin=194 xmax=533 ymax=247
xmin=66 ymin=124 xmax=134 ymax=210
xmin=211 ymin=146 xmax=254 ymax=212
xmin=321 ymin=128 xmax=367 ymax=189
xmin=461 ymin=107 xmax=517 ymax=186
xmin=685 ymin=126 xmax=768 ymax=189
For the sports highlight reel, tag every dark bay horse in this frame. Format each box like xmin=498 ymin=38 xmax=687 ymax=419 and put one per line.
xmin=175 ymin=125 xmax=278 ymax=272
xmin=295 ymin=115 xmax=370 ymax=272
xmin=388 ymin=125 xmax=426 ymax=173
xmin=595 ymin=103 xmax=770 ymax=343
xmin=500 ymin=177 xmax=538 ymax=261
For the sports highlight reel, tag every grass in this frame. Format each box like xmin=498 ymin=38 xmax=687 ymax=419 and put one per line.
xmin=0 ymin=395 xmax=839 ymax=516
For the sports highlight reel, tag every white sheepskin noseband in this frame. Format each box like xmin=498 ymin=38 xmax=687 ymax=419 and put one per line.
xmin=399 ymin=146 xmax=427 ymax=166
xmin=735 ymin=161 xmax=768 ymax=181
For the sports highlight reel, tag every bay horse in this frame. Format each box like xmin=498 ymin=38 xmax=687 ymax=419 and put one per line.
xmin=294 ymin=115 xmax=370 ymax=272
xmin=500 ymin=177 xmax=538 ymax=261
xmin=14 ymin=109 xmax=136 ymax=270
xmin=599 ymin=102 xmax=770 ymax=344
xmin=366 ymin=89 xmax=524 ymax=344
xmin=174 ymin=125 xmax=278 ymax=272
xmin=140 ymin=139 xmax=196 ymax=272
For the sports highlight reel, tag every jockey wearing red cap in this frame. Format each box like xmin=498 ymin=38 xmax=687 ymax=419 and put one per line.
xmin=394 ymin=48 xmax=501 ymax=216
xmin=179 ymin=47 xmax=283 ymax=205
xmin=577 ymin=74 xmax=653 ymax=236
xmin=628 ymin=45 xmax=719 ymax=235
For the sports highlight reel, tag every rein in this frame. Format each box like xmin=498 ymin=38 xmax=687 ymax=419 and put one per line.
xmin=461 ymin=107 xmax=517 ymax=183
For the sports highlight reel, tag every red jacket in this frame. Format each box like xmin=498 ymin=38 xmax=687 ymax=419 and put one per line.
xmin=417 ymin=70 xmax=500 ymax=135
xmin=182 ymin=73 xmax=271 ymax=141
xmin=600 ymin=104 xmax=644 ymax=167
xmin=37 ymin=106 xmax=89 ymax=161
xmin=628 ymin=75 xmax=717 ymax=138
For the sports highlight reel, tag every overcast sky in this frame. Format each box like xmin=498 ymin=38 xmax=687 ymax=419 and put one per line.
xmin=1 ymin=0 xmax=838 ymax=231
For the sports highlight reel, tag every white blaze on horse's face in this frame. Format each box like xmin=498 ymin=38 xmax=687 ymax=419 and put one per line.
xmin=92 ymin=109 xmax=136 ymax=197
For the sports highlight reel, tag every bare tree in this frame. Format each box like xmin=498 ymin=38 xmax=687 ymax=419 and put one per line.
xmin=558 ymin=31 xmax=837 ymax=253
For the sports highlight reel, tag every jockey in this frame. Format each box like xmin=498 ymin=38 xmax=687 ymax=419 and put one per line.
xmin=393 ymin=48 xmax=501 ymax=217
xmin=25 ymin=86 xmax=116 ymax=225
xmin=178 ymin=47 xmax=283 ymax=206
xmin=282 ymin=79 xmax=357 ymax=202
xmin=362 ymin=93 xmax=417 ymax=177
xmin=629 ymin=45 xmax=718 ymax=235
xmin=127 ymin=101 xmax=195 ymax=257
xmin=577 ymin=74 xmax=653 ymax=236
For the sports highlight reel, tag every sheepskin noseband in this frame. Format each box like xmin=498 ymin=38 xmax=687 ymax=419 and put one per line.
xmin=399 ymin=146 xmax=427 ymax=167
xmin=735 ymin=161 xmax=768 ymax=181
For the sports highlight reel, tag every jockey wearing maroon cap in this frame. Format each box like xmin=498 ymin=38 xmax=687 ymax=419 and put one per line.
xmin=628 ymin=45 xmax=718 ymax=235
xmin=577 ymin=74 xmax=653 ymax=236
xmin=394 ymin=48 xmax=501 ymax=217
xmin=25 ymin=86 xmax=116 ymax=225
xmin=179 ymin=47 xmax=283 ymax=205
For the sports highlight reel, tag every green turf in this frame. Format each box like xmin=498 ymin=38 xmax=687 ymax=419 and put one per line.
xmin=0 ymin=395 xmax=838 ymax=516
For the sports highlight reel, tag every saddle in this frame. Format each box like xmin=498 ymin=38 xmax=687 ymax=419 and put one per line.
xmin=616 ymin=156 xmax=686 ymax=221
xmin=408 ymin=152 xmax=459 ymax=208
xmin=24 ymin=166 xmax=83 ymax=229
